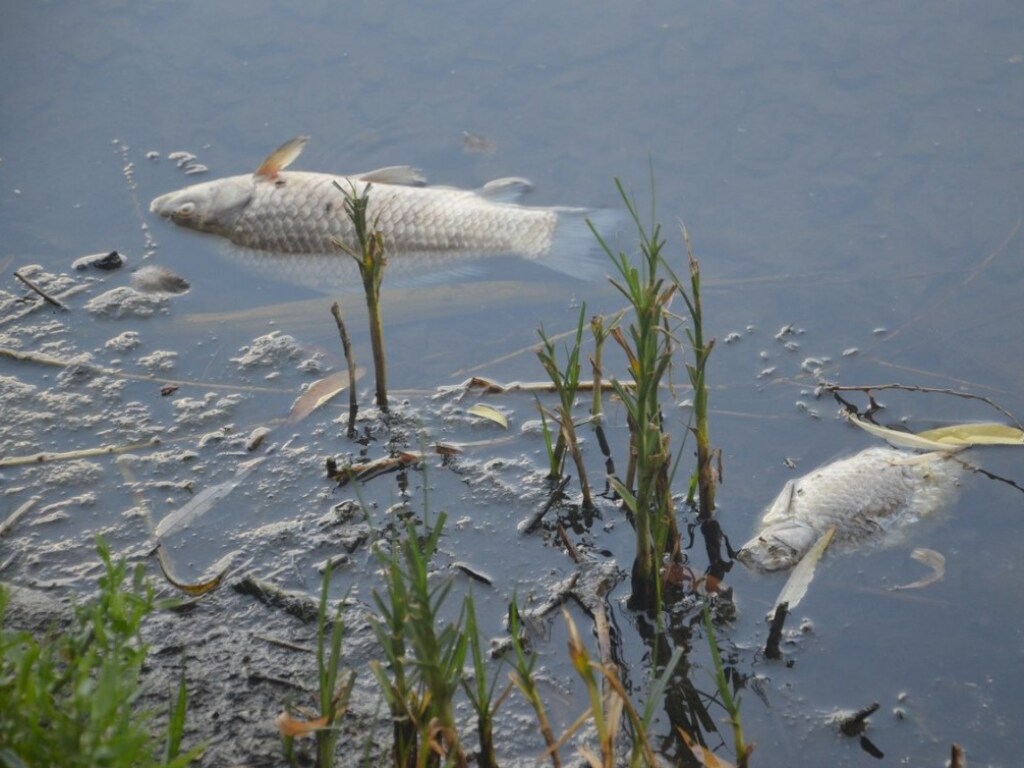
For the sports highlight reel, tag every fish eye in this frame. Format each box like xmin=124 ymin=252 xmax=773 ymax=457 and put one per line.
xmin=174 ymin=202 xmax=196 ymax=219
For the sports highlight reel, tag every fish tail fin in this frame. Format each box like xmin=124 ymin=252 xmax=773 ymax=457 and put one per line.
xmin=537 ymin=207 xmax=625 ymax=281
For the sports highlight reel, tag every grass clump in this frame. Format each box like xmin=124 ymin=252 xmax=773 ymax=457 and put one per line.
xmin=536 ymin=305 xmax=595 ymax=509
xmin=278 ymin=561 xmax=355 ymax=768
xmin=699 ymin=603 xmax=751 ymax=767
xmin=370 ymin=511 xmax=469 ymax=767
xmin=591 ymin=181 xmax=685 ymax=615
xmin=0 ymin=538 xmax=201 ymax=768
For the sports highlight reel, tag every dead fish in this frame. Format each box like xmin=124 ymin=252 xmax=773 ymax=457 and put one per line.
xmin=737 ymin=447 xmax=963 ymax=571
xmin=149 ymin=137 xmax=619 ymax=292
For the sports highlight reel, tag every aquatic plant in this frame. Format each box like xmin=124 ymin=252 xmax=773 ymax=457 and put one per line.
xmin=333 ymin=180 xmax=389 ymax=414
xmin=0 ymin=539 xmax=202 ymax=768
xmin=461 ymin=593 xmax=508 ymax=768
xmin=589 ymin=311 xmax=624 ymax=488
xmin=507 ymin=600 xmax=562 ymax=767
xmin=370 ymin=512 xmax=469 ymax=767
xmin=700 ymin=602 xmax=751 ymax=767
xmin=278 ymin=561 xmax=355 ymax=768
xmin=592 ymin=181 xmax=684 ymax=615
xmin=536 ymin=305 xmax=595 ymax=509
xmin=677 ymin=227 xmax=730 ymax=586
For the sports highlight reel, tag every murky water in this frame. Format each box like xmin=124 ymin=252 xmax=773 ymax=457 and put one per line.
xmin=2 ymin=1 xmax=1023 ymax=765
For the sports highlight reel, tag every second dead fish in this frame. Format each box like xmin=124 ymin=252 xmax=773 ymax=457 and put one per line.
xmin=737 ymin=447 xmax=963 ymax=571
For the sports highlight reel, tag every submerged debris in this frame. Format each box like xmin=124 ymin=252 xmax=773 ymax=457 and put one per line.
xmin=72 ymin=251 xmax=125 ymax=271
xmin=132 ymin=265 xmax=190 ymax=294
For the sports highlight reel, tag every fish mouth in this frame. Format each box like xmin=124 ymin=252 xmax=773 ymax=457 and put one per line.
xmin=149 ymin=192 xmax=178 ymax=218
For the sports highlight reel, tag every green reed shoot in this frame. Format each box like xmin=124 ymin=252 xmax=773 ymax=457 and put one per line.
xmin=334 ymin=180 xmax=389 ymax=414
xmin=628 ymin=645 xmax=684 ymax=768
xmin=317 ymin=564 xmax=355 ymax=766
xmin=369 ymin=538 xmax=420 ymax=768
xmin=461 ymin=592 xmax=508 ymax=768
xmin=592 ymin=180 xmax=682 ymax=615
xmin=554 ymin=610 xmax=668 ymax=768
xmin=589 ymin=313 xmax=616 ymax=420
xmin=371 ymin=512 xmax=469 ymax=767
xmin=536 ymin=304 xmax=594 ymax=509
xmin=678 ymin=225 xmax=716 ymax=525
xmin=0 ymin=538 xmax=202 ymax=768
xmin=280 ymin=562 xmax=354 ymax=767
xmin=702 ymin=602 xmax=750 ymax=768
xmin=561 ymin=609 xmax=620 ymax=766
xmin=507 ymin=600 xmax=562 ymax=767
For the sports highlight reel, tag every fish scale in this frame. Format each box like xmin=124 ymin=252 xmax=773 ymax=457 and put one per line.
xmin=230 ymin=173 xmax=557 ymax=257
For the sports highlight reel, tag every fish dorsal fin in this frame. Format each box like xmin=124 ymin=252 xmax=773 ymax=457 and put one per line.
xmin=254 ymin=136 xmax=310 ymax=181
xmin=356 ymin=166 xmax=426 ymax=186
xmin=478 ymin=177 xmax=532 ymax=204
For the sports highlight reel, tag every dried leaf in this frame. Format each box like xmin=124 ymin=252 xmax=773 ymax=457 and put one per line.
xmin=156 ymin=546 xmax=241 ymax=596
xmin=770 ymin=525 xmax=835 ymax=620
xmin=335 ymin=453 xmax=422 ymax=486
xmin=154 ymin=458 xmax=264 ymax=539
xmin=846 ymin=413 xmax=963 ymax=451
xmin=286 ymin=368 xmax=364 ymax=424
xmin=0 ymin=496 xmax=39 ymax=538
xmin=452 ymin=562 xmax=493 ymax=586
xmin=276 ymin=711 xmax=328 ymax=738
xmin=915 ymin=422 xmax=1024 ymax=446
xmin=679 ymin=728 xmax=736 ymax=768
xmin=433 ymin=442 xmax=463 ymax=456
xmin=891 ymin=548 xmax=945 ymax=591
xmin=467 ymin=403 xmax=509 ymax=429
xmin=848 ymin=414 xmax=1024 ymax=450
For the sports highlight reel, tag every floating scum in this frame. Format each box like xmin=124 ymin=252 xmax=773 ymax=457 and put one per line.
xmin=149 ymin=136 xmax=621 ymax=292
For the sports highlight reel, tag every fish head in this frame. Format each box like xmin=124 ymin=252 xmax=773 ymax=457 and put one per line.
xmin=149 ymin=175 xmax=253 ymax=237
xmin=736 ymin=520 xmax=819 ymax=572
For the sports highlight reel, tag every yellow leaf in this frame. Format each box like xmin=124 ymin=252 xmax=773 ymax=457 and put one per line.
xmin=276 ymin=711 xmax=328 ymax=738
xmin=156 ymin=546 xmax=241 ymax=596
xmin=679 ymin=728 xmax=736 ymax=768
xmin=848 ymin=414 xmax=1024 ymax=450
xmin=845 ymin=414 xmax=962 ymax=451
xmin=771 ymin=525 xmax=835 ymax=620
xmin=286 ymin=368 xmax=364 ymax=425
xmin=467 ymin=403 xmax=509 ymax=429
xmin=915 ymin=422 xmax=1024 ymax=446
xmin=891 ymin=548 xmax=946 ymax=591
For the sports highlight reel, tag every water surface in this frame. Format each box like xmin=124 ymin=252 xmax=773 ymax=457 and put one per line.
xmin=2 ymin=1 xmax=1022 ymax=765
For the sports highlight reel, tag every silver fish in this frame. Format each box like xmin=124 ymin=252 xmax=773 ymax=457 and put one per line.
xmin=150 ymin=137 xmax=618 ymax=291
xmin=737 ymin=447 xmax=963 ymax=571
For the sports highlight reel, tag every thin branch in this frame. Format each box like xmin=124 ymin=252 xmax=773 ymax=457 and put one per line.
xmin=13 ymin=268 xmax=70 ymax=311
xmin=819 ymin=381 xmax=1021 ymax=429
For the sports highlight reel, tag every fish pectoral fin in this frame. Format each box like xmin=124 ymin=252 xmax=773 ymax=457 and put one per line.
xmin=356 ymin=166 xmax=426 ymax=186
xmin=254 ymin=136 xmax=310 ymax=181
xmin=760 ymin=479 xmax=797 ymax=524
xmin=478 ymin=177 xmax=533 ymax=204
